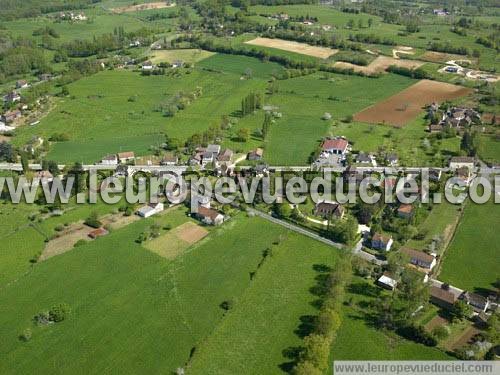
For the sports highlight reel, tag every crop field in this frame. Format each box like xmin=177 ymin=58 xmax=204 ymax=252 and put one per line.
xmin=143 ymin=221 xmax=208 ymax=260
xmin=188 ymin=232 xmax=338 ymax=374
xmin=353 ymin=80 xmax=473 ymax=127
xmin=197 ymin=53 xmax=285 ymax=79
xmin=247 ymin=5 xmax=498 ymax=70
xmin=245 ymin=37 xmax=338 ymax=59
xmin=439 ymin=199 xmax=500 ymax=292
xmin=149 ymin=49 xmax=215 ymax=65
xmin=406 ymin=201 xmax=462 ymax=252
xmin=479 ymin=135 xmax=500 ymax=163
xmin=111 ymin=1 xmax=176 ymax=13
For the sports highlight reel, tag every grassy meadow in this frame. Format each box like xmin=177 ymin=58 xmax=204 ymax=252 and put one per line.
xmin=0 ymin=213 xmax=346 ymax=374
xmin=13 ymin=68 xmax=268 ymax=163
xmin=439 ymin=199 xmax=500 ymax=292
xmin=263 ymin=72 xmax=415 ymax=164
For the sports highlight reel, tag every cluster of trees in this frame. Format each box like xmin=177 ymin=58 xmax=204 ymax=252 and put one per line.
xmin=460 ymin=130 xmax=480 ymax=156
xmin=428 ymin=42 xmax=469 ymax=56
xmin=33 ymin=303 xmax=71 ymax=325
xmin=325 ymin=216 xmax=358 ymax=245
xmin=0 ymin=43 xmax=52 ymax=82
xmin=372 ymin=269 xmax=434 ymax=343
xmin=241 ymin=92 xmax=262 ymax=116
xmin=348 ymin=33 xmax=395 ymax=46
xmin=293 ymin=256 xmax=352 ymax=375
xmin=476 ymin=34 xmax=498 ymax=50
xmin=59 ymin=27 xmax=155 ymax=57
xmin=156 ymin=87 xmax=203 ymax=118
xmin=334 ymin=52 xmax=369 ymax=66
xmin=84 ymin=211 xmax=101 ymax=228
xmin=32 ymin=26 xmax=59 ymax=38
xmin=261 ymin=111 xmax=272 ymax=140
xmin=136 ymin=223 xmax=162 ymax=243
xmin=0 ymin=142 xmax=16 ymax=162
xmin=386 ymin=65 xmax=430 ymax=79
xmin=185 ymin=123 xmax=225 ymax=151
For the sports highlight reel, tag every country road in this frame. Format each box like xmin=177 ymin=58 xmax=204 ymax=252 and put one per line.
xmin=247 ymin=208 xmax=387 ymax=265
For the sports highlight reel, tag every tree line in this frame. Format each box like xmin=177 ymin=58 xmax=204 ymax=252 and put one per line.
xmin=293 ymin=255 xmax=353 ymax=375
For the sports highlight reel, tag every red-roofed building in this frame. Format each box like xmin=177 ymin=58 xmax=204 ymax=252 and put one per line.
xmin=321 ymin=138 xmax=349 ymax=155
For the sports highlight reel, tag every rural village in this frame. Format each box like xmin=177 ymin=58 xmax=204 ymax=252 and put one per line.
xmin=0 ymin=0 xmax=499 ymax=374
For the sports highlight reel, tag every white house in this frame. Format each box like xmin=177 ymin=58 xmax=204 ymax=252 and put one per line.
xmin=371 ymin=233 xmax=393 ymax=251
xmin=449 ymin=156 xmax=474 ymax=171
xmin=137 ymin=202 xmax=164 ymax=218
xmin=377 ymin=274 xmax=398 ymax=290
xmin=100 ymin=154 xmax=118 ymax=165
xmin=141 ymin=61 xmax=154 ymax=70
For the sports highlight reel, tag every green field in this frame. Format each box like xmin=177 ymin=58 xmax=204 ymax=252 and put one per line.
xmin=263 ymin=72 xmax=415 ymax=164
xmin=439 ymin=199 xmax=500 ymax=292
xmin=198 ymin=53 xmax=285 ymax=79
xmin=0 ymin=212 xmax=352 ymax=373
xmin=3 ymin=9 xmax=147 ymax=43
xmin=479 ymin=135 xmax=500 ymax=164
xmin=246 ymin=4 xmax=498 ymax=70
xmin=406 ymin=200 xmax=462 ymax=252
xmin=188 ymin=233 xmax=337 ymax=374
xmin=14 ymin=68 xmax=267 ymax=163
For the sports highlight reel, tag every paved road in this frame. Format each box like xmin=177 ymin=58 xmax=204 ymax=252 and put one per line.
xmin=247 ymin=208 xmax=344 ymax=249
xmin=247 ymin=208 xmax=387 ymax=265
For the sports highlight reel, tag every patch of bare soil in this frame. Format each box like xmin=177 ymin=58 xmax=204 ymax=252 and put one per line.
xmin=333 ymin=55 xmax=423 ymax=75
xmin=111 ymin=2 xmax=175 ymax=13
xmin=174 ymin=222 xmax=208 ymax=244
xmin=353 ymin=79 xmax=473 ymax=127
xmin=245 ymin=37 xmax=338 ymax=59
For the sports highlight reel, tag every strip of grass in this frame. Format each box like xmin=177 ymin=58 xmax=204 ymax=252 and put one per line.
xmin=188 ymin=232 xmax=338 ymax=374
xmin=439 ymin=199 xmax=500 ymax=292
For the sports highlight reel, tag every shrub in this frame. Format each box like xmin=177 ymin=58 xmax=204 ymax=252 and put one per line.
xmin=74 ymin=239 xmax=87 ymax=247
xmin=49 ymin=303 xmax=71 ymax=322
xmin=19 ymin=328 xmax=32 ymax=342
xmin=432 ymin=325 xmax=449 ymax=340
xmin=84 ymin=211 xmax=101 ymax=228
